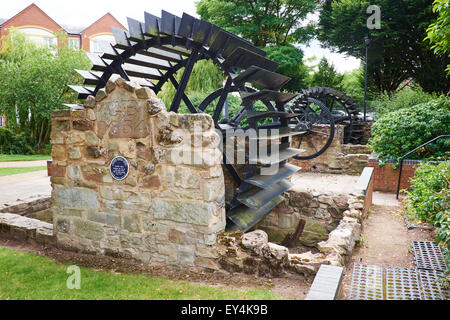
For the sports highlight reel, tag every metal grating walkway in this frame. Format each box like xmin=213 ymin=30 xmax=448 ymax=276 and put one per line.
xmin=349 ymin=264 xmax=384 ymax=300
xmin=349 ymin=241 xmax=448 ymax=300
xmin=385 ymin=267 xmax=421 ymax=300
xmin=418 ymin=269 xmax=450 ymax=300
xmin=411 ymin=241 xmax=447 ymax=271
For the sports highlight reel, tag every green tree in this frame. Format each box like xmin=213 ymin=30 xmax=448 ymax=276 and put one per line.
xmin=318 ymin=0 xmax=450 ymax=94
xmin=341 ymin=67 xmax=378 ymax=110
xmin=310 ymin=57 xmax=344 ymax=90
xmin=0 ymin=29 xmax=90 ymax=153
xmin=197 ymin=1 xmax=316 ymax=92
xmin=196 ymin=0 xmax=317 ymax=47
xmin=263 ymin=45 xmax=309 ymax=92
xmin=426 ymin=0 xmax=450 ymax=74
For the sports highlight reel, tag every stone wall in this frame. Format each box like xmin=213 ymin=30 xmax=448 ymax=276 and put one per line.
xmin=50 ymin=76 xmax=225 ymax=270
xmin=257 ymin=191 xmax=349 ymax=247
xmin=0 ymin=196 xmax=50 ymax=216
xmin=290 ymin=125 xmax=371 ymax=175
xmin=0 ymin=212 xmax=55 ymax=246
xmin=257 ymin=188 xmax=367 ymax=250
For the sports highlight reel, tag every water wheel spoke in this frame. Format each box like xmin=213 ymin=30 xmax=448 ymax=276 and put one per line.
xmin=297 ymin=135 xmax=304 ymax=150
xmin=329 ymin=98 xmax=335 ymax=112
xmin=310 ymin=129 xmax=330 ymax=136
xmin=306 ymin=135 xmax=319 ymax=153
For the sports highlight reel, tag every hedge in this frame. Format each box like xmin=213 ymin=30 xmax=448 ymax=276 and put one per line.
xmin=0 ymin=127 xmax=36 ymax=155
xmin=369 ymin=96 xmax=450 ymax=164
xmin=405 ymin=161 xmax=449 ymax=280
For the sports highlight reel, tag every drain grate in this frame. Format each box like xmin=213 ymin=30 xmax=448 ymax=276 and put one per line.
xmin=349 ymin=264 xmax=384 ymax=300
xmin=411 ymin=241 xmax=447 ymax=271
xmin=385 ymin=267 xmax=421 ymax=300
xmin=418 ymin=269 xmax=450 ymax=300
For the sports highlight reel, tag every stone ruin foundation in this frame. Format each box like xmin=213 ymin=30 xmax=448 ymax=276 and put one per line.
xmin=50 ymin=76 xmax=225 ymax=270
xmin=42 ymin=76 xmax=371 ymax=278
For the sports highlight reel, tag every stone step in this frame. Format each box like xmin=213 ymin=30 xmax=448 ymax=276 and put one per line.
xmin=305 ymin=264 xmax=344 ymax=300
xmin=0 ymin=212 xmax=55 ymax=246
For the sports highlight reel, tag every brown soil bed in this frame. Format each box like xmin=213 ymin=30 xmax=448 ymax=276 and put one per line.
xmin=0 ymin=238 xmax=310 ymax=300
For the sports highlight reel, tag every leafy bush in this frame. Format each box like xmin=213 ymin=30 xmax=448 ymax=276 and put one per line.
xmin=369 ymin=96 xmax=450 ymax=163
xmin=0 ymin=127 xmax=36 ymax=155
xmin=371 ymin=88 xmax=437 ymax=120
xmin=405 ymin=161 xmax=449 ymax=281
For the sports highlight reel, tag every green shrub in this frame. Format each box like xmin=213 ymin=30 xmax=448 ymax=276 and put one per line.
xmin=369 ymin=96 xmax=450 ymax=163
xmin=405 ymin=161 xmax=449 ymax=280
xmin=371 ymin=88 xmax=437 ymax=120
xmin=0 ymin=127 xmax=36 ymax=155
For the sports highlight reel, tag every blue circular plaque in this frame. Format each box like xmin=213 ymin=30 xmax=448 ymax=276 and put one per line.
xmin=110 ymin=156 xmax=129 ymax=181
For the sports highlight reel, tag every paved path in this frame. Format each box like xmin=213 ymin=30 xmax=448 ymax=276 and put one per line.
xmin=291 ymin=172 xmax=360 ymax=194
xmin=0 ymin=170 xmax=51 ymax=207
xmin=0 ymin=160 xmax=49 ymax=168
xmin=339 ymin=191 xmax=435 ymax=299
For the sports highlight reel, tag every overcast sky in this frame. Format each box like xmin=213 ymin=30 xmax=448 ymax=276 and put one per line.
xmin=1 ymin=0 xmax=360 ymax=73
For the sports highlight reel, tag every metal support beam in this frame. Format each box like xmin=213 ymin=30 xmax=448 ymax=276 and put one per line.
xmin=212 ymin=77 xmax=233 ymax=123
xmin=170 ymin=49 xmax=200 ymax=112
xmin=168 ymin=74 xmax=198 ymax=114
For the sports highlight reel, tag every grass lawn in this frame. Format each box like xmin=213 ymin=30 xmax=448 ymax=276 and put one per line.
xmin=0 ymin=166 xmax=47 ymax=177
xmin=0 ymin=154 xmax=51 ymax=162
xmin=0 ymin=248 xmax=277 ymax=300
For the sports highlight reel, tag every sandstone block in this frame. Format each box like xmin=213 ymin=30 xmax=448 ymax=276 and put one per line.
xmin=86 ymin=109 xmax=96 ymax=121
xmin=178 ymin=245 xmax=195 ymax=266
xmin=56 ymin=187 xmax=99 ymax=209
xmin=147 ymin=97 xmax=165 ymax=115
xmin=68 ymin=164 xmax=82 ymax=181
xmin=135 ymin=87 xmax=156 ymax=99
xmin=73 ymin=120 xmax=93 ymax=131
xmin=241 ymin=230 xmax=268 ymax=255
xmin=84 ymin=95 xmax=96 ymax=108
xmin=168 ymin=228 xmax=186 ymax=245
xmin=53 ymin=120 xmax=70 ymax=132
xmin=51 ymin=132 xmax=66 ymax=145
xmin=152 ymin=199 xmax=213 ymax=226
xmin=122 ymin=213 xmax=141 ymax=233
xmin=68 ymin=147 xmax=81 ymax=160
xmin=66 ymin=131 xmax=85 ymax=145
xmin=96 ymin=88 xmax=107 ymax=102
xmin=51 ymin=165 xmax=66 ymax=178
xmin=262 ymin=242 xmax=289 ymax=262
xmin=195 ymin=257 xmax=220 ymax=270
xmin=85 ymin=131 xmax=101 ymax=146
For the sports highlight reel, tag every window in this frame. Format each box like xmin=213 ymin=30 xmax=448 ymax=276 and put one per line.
xmin=69 ymin=39 xmax=80 ymax=50
xmin=90 ymin=40 xmax=102 ymax=53
xmin=90 ymin=35 xmax=116 ymax=53
xmin=0 ymin=115 xmax=4 ymax=127
xmin=43 ymin=37 xmax=55 ymax=47
xmin=17 ymin=28 xmax=57 ymax=48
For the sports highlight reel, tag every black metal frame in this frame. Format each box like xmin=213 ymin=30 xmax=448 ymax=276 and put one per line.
xmin=69 ymin=10 xmax=348 ymax=232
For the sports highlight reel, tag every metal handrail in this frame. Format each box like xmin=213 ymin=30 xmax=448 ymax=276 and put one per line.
xmin=396 ymin=134 xmax=450 ymax=199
